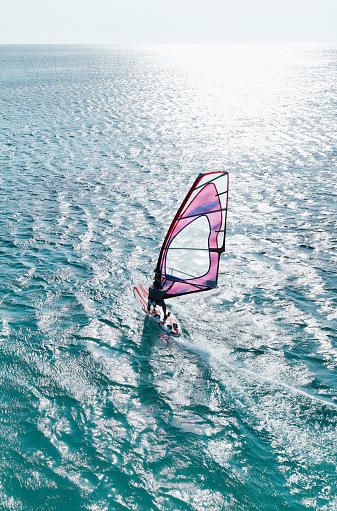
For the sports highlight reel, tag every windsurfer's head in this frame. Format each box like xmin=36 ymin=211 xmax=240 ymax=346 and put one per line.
xmin=153 ymin=278 xmax=162 ymax=289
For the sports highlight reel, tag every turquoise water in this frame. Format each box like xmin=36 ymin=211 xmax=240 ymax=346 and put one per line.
xmin=0 ymin=44 xmax=336 ymax=510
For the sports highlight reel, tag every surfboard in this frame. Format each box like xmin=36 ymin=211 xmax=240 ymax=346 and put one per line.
xmin=133 ymin=283 xmax=181 ymax=336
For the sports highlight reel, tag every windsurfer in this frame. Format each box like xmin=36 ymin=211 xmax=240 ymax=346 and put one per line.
xmin=148 ymin=276 xmax=174 ymax=321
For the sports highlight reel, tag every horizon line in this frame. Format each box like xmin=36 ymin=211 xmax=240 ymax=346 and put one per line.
xmin=1 ymin=40 xmax=336 ymax=46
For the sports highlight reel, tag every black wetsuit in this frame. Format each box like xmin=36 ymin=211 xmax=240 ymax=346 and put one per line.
xmin=148 ymin=286 xmax=166 ymax=306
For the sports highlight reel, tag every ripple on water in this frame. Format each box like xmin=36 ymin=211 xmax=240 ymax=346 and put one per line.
xmin=0 ymin=43 xmax=336 ymax=510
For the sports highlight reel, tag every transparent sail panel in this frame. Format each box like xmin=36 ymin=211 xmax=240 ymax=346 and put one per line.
xmin=166 ymin=216 xmax=210 ymax=280
xmin=156 ymin=171 xmax=229 ymax=298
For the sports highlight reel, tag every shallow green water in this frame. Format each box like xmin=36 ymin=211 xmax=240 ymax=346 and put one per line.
xmin=0 ymin=44 xmax=336 ymax=510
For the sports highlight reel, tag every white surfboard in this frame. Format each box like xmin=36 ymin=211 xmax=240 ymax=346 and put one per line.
xmin=133 ymin=283 xmax=181 ymax=336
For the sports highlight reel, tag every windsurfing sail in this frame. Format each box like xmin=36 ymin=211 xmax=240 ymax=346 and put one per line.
xmin=155 ymin=171 xmax=229 ymax=299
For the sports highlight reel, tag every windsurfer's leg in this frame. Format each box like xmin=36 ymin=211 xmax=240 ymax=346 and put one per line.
xmin=148 ymin=298 xmax=156 ymax=314
xmin=162 ymin=302 xmax=167 ymax=320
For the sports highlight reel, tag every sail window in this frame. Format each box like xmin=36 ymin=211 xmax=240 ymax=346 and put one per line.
xmin=166 ymin=215 xmax=211 ymax=280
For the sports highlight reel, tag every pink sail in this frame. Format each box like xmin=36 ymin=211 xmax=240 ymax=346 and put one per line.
xmin=156 ymin=171 xmax=229 ymax=298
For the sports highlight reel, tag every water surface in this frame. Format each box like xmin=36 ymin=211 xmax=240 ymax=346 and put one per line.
xmin=0 ymin=43 xmax=336 ymax=510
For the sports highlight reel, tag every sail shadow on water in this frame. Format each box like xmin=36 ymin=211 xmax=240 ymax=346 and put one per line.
xmin=133 ymin=312 xmax=271 ymax=509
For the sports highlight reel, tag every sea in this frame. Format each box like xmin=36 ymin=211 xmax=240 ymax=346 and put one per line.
xmin=0 ymin=43 xmax=336 ymax=511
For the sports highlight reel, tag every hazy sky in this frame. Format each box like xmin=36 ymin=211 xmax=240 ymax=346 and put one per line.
xmin=1 ymin=0 xmax=336 ymax=45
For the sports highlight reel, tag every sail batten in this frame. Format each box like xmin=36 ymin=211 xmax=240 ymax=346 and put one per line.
xmin=156 ymin=171 xmax=229 ymax=299
xmin=178 ymin=207 xmax=228 ymax=221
